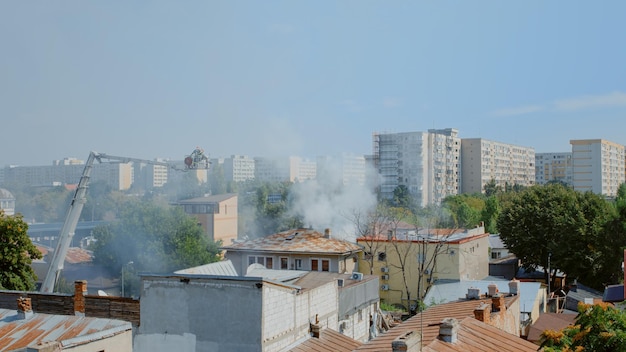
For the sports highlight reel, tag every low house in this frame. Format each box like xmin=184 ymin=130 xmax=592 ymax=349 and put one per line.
xmin=0 ymin=296 xmax=132 ymax=351
xmin=355 ymin=292 xmax=538 ymax=352
xmin=526 ymin=312 xmax=577 ymax=345
xmin=174 ymin=260 xmax=380 ymax=344
xmin=221 ymin=228 xmax=362 ymax=276
xmin=357 ymin=225 xmax=490 ymax=310
xmin=488 ymin=234 xmax=519 ymax=280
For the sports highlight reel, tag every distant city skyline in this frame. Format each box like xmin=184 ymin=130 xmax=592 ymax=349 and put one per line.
xmin=2 ymin=1 xmax=626 ymax=167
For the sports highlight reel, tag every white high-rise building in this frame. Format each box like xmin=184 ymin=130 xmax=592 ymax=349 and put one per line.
xmin=535 ymin=152 xmax=573 ymax=186
xmin=223 ymin=155 xmax=255 ymax=183
xmin=570 ymin=139 xmax=625 ymax=197
xmin=461 ymin=138 xmax=535 ymax=194
xmin=254 ymin=157 xmax=317 ymax=183
xmin=373 ymin=128 xmax=461 ymax=206
xmin=317 ymin=153 xmax=367 ymax=187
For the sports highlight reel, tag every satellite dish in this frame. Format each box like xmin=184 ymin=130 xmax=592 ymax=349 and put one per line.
xmin=97 ymin=290 xmax=108 ymax=296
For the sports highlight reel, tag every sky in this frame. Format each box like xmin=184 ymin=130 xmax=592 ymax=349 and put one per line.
xmin=2 ymin=1 xmax=626 ymax=167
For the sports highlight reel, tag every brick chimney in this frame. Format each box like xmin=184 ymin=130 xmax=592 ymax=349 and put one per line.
xmin=324 ymin=228 xmax=331 ymax=239
xmin=74 ymin=280 xmax=87 ymax=316
xmin=491 ymin=294 xmax=506 ymax=313
xmin=438 ymin=318 xmax=460 ymax=343
xmin=310 ymin=314 xmax=321 ymax=338
xmin=474 ymin=302 xmax=491 ymax=323
xmin=17 ymin=297 xmax=33 ymax=320
xmin=391 ymin=330 xmax=421 ymax=352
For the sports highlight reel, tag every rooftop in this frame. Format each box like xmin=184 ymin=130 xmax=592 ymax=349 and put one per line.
xmin=221 ymin=228 xmax=363 ymax=255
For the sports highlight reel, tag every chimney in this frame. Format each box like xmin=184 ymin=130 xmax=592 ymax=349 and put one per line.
xmin=570 ymin=279 xmax=578 ymax=292
xmin=508 ymin=279 xmax=520 ymax=295
xmin=491 ymin=294 xmax=506 ymax=313
xmin=473 ymin=302 xmax=491 ymax=323
xmin=487 ymin=283 xmax=498 ymax=297
xmin=466 ymin=287 xmax=480 ymax=299
xmin=17 ymin=297 xmax=33 ymax=320
xmin=74 ymin=280 xmax=87 ymax=316
xmin=324 ymin=228 xmax=331 ymax=239
xmin=391 ymin=330 xmax=421 ymax=352
xmin=310 ymin=314 xmax=321 ymax=338
xmin=438 ymin=318 xmax=460 ymax=343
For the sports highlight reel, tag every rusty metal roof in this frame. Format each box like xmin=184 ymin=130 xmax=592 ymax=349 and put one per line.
xmin=422 ymin=317 xmax=539 ymax=352
xmin=287 ymin=328 xmax=362 ymax=352
xmin=356 ymin=296 xmax=523 ymax=351
xmin=0 ymin=308 xmax=131 ymax=350
xmin=221 ymin=228 xmax=363 ymax=255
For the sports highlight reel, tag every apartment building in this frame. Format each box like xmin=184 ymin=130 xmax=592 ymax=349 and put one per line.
xmin=535 ymin=152 xmax=573 ymax=186
xmin=372 ymin=128 xmax=461 ymax=207
xmin=254 ymin=156 xmax=317 ymax=183
xmin=223 ymin=154 xmax=255 ymax=183
xmin=316 ymin=153 xmax=368 ymax=187
xmin=570 ymin=139 xmax=626 ymax=197
xmin=1 ymin=161 xmax=134 ymax=190
xmin=461 ymin=138 xmax=535 ymax=194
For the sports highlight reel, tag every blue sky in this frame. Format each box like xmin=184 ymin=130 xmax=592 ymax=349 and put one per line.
xmin=2 ymin=1 xmax=626 ymax=167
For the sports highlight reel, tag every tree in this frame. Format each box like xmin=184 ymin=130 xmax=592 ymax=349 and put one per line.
xmin=541 ymin=302 xmax=626 ymax=352
xmin=0 ymin=211 xmax=42 ymax=290
xmin=91 ymin=200 xmax=221 ymax=296
xmin=392 ymin=185 xmax=413 ymax=209
xmin=481 ymin=195 xmax=500 ymax=234
xmin=483 ymin=178 xmax=501 ymax=197
xmin=441 ymin=194 xmax=484 ymax=228
xmin=497 ymin=184 xmax=617 ymax=291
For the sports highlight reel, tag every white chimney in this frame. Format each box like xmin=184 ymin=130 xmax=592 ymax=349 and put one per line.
xmin=438 ymin=318 xmax=460 ymax=343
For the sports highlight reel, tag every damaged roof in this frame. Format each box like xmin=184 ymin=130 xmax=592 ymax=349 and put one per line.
xmin=0 ymin=308 xmax=131 ymax=350
xmin=221 ymin=228 xmax=362 ymax=255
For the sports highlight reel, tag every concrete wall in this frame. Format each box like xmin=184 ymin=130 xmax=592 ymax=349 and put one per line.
xmin=135 ymin=276 xmax=264 ymax=352
xmin=65 ymin=330 xmax=132 ymax=352
xmin=226 ymin=251 xmax=347 ymax=276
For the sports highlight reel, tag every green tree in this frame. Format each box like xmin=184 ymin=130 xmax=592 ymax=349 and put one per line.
xmin=541 ymin=302 xmax=626 ymax=352
xmin=441 ymin=194 xmax=483 ymax=228
xmin=91 ymin=200 xmax=221 ymax=296
xmin=392 ymin=185 xmax=413 ymax=209
xmin=483 ymin=178 xmax=501 ymax=197
xmin=481 ymin=195 xmax=500 ymax=233
xmin=497 ymin=184 xmax=617 ymax=291
xmin=0 ymin=211 xmax=42 ymax=290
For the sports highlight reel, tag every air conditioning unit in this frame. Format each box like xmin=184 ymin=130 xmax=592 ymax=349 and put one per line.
xmin=381 ymin=267 xmax=389 ymax=273
xmin=381 ymin=284 xmax=389 ymax=291
xmin=351 ymin=272 xmax=364 ymax=281
xmin=381 ymin=274 xmax=389 ymax=281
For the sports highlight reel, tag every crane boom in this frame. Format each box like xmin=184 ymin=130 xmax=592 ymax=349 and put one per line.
xmin=40 ymin=151 xmax=180 ymax=293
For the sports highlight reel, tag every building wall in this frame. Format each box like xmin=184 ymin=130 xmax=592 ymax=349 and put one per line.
xmin=535 ymin=152 xmax=573 ymax=186
xmin=338 ymin=278 xmax=380 ymax=342
xmin=571 ymin=139 xmax=625 ymax=197
xmin=225 ymin=251 xmax=353 ymax=276
xmin=135 ymin=276 xmax=264 ymax=352
xmin=212 ymin=196 xmax=238 ymax=245
xmin=461 ymin=138 xmax=535 ymax=194
xmin=223 ymin=155 xmax=255 ymax=183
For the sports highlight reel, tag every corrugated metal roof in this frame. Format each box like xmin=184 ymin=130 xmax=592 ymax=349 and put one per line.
xmin=422 ymin=317 xmax=539 ymax=352
xmin=287 ymin=328 xmax=362 ymax=352
xmin=526 ymin=312 xmax=576 ymax=343
xmin=221 ymin=228 xmax=363 ymax=255
xmin=0 ymin=308 xmax=131 ymax=350
xmin=355 ymin=296 xmax=520 ymax=351
xmin=174 ymin=259 xmax=239 ymax=276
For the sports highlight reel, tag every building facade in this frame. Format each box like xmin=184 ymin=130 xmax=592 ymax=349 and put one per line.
xmin=254 ymin=156 xmax=317 ymax=183
xmin=175 ymin=193 xmax=238 ymax=245
xmin=373 ymin=128 xmax=461 ymax=207
xmin=0 ymin=188 xmax=15 ymax=216
xmin=317 ymin=153 xmax=368 ymax=187
xmin=570 ymin=139 xmax=626 ymax=197
xmin=223 ymin=155 xmax=256 ymax=183
xmin=535 ymin=152 xmax=573 ymax=186
xmin=460 ymin=138 xmax=535 ymax=194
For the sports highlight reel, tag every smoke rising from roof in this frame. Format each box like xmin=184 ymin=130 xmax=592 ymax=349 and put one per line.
xmin=289 ymin=156 xmax=379 ymax=242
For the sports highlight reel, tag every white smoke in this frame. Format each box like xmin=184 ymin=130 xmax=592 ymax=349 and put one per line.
xmin=289 ymin=155 xmax=379 ymax=242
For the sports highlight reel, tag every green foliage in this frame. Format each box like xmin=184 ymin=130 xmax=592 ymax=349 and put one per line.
xmin=91 ymin=200 xmax=221 ymax=296
xmin=0 ymin=211 xmax=42 ymax=290
xmin=392 ymin=185 xmax=413 ymax=209
xmin=481 ymin=195 xmax=500 ymax=233
xmin=497 ymin=184 xmax=620 ymax=291
xmin=6 ymin=184 xmax=71 ymax=223
xmin=441 ymin=194 xmax=484 ymax=228
xmin=541 ymin=303 xmax=626 ymax=352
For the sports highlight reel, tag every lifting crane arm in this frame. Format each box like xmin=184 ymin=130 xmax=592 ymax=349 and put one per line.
xmin=40 ymin=151 xmax=180 ymax=293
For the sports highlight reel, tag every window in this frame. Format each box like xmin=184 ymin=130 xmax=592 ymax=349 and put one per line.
xmin=311 ymin=258 xmax=330 ymax=272
xmin=491 ymin=251 xmax=501 ymax=259
xmin=280 ymin=257 xmax=289 ymax=270
xmin=248 ymin=256 xmax=274 ymax=268
xmin=295 ymin=259 xmax=303 ymax=269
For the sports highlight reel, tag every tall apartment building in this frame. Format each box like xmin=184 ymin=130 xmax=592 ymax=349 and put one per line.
xmin=134 ymin=159 xmax=170 ymax=189
xmin=570 ymin=139 xmax=625 ymax=197
xmin=317 ymin=153 xmax=367 ymax=187
xmin=223 ymin=155 xmax=255 ymax=183
xmin=460 ymin=138 xmax=534 ymax=194
xmin=254 ymin=156 xmax=317 ymax=183
xmin=535 ymin=152 xmax=573 ymax=186
xmin=373 ymin=128 xmax=461 ymax=206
